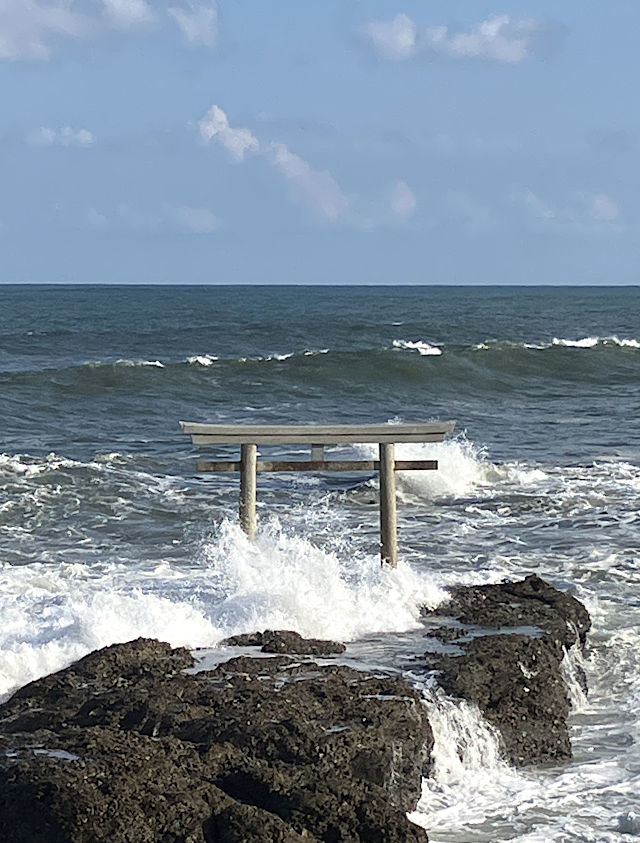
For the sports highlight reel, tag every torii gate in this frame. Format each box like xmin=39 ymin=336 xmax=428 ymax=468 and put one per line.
xmin=181 ymin=421 xmax=456 ymax=566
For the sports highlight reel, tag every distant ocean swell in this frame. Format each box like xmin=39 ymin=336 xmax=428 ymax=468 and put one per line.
xmin=2 ymin=336 xmax=639 ymax=391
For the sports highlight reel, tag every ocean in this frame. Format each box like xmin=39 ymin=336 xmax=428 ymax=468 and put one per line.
xmin=1 ymin=284 xmax=639 ymax=841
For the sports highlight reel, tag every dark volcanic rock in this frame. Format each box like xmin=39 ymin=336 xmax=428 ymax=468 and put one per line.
xmin=0 ymin=638 xmax=430 ymax=843
xmin=424 ymin=626 xmax=467 ymax=643
xmin=429 ymin=574 xmax=590 ymax=648
xmin=422 ymin=575 xmax=590 ymax=766
xmin=436 ymin=634 xmax=570 ymax=765
xmin=220 ymin=629 xmax=346 ymax=655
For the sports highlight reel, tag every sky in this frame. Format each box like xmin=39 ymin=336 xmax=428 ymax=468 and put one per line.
xmin=0 ymin=0 xmax=638 ymax=284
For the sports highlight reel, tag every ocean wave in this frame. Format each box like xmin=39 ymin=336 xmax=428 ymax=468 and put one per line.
xmin=354 ymin=438 xmax=495 ymax=500
xmin=186 ymin=354 xmax=218 ymax=366
xmin=0 ymin=452 xmax=80 ymax=477
xmin=393 ymin=339 xmax=443 ymax=356
xmin=88 ymin=359 xmax=165 ymax=368
xmin=473 ymin=336 xmax=640 ymax=351
xmin=0 ymin=518 xmax=446 ymax=700
xmin=184 ymin=349 xmax=330 ymax=365
xmin=553 ymin=335 xmax=640 ymax=349
xmin=0 ymin=560 xmax=222 ymax=700
xmin=3 ymin=336 xmax=640 ymax=396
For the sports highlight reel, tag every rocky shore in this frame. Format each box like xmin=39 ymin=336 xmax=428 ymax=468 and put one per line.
xmin=0 ymin=576 xmax=590 ymax=842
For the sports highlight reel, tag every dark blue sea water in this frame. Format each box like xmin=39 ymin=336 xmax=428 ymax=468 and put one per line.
xmin=1 ymin=285 xmax=639 ymax=841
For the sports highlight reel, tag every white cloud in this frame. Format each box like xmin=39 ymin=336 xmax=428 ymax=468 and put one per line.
xmin=363 ymin=13 xmax=564 ymax=64
xmin=0 ymin=1 xmax=88 ymax=60
xmin=391 ymin=180 xmax=416 ymax=218
xmin=523 ymin=189 xmax=555 ymax=220
xmin=198 ymin=105 xmax=260 ymax=162
xmin=519 ymin=189 xmax=622 ymax=229
xmin=588 ymin=194 xmax=620 ymax=222
xmin=102 ymin=0 xmax=153 ymax=29
xmin=198 ymin=105 xmax=350 ymax=222
xmin=362 ymin=13 xmax=417 ymax=61
xmin=27 ymin=126 xmax=96 ymax=147
xmin=165 ymin=204 xmax=220 ymax=232
xmin=268 ymin=142 xmax=349 ymax=222
xmin=168 ymin=0 xmax=217 ymax=46
xmin=0 ymin=0 xmax=194 ymax=61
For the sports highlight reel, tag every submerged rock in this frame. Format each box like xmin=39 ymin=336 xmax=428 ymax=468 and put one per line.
xmin=422 ymin=574 xmax=590 ymax=766
xmin=0 ymin=639 xmax=430 ymax=843
xmin=220 ymin=629 xmax=346 ymax=655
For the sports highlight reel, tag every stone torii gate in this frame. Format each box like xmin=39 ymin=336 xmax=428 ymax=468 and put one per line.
xmin=180 ymin=421 xmax=456 ymax=567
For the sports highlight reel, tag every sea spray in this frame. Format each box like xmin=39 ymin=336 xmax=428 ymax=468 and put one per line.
xmin=200 ymin=519 xmax=445 ymax=641
xmin=562 ymin=646 xmax=589 ymax=712
xmin=354 ymin=437 xmax=495 ymax=499
xmin=0 ymin=561 xmax=221 ymax=700
xmin=408 ymin=688 xmax=519 ymax=833
xmin=0 ymin=517 xmax=446 ymax=700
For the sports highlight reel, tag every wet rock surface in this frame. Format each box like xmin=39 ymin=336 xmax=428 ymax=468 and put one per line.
xmin=220 ymin=629 xmax=346 ymax=656
xmin=0 ymin=577 xmax=592 ymax=840
xmin=427 ymin=574 xmax=591 ymax=648
xmin=0 ymin=638 xmax=430 ymax=843
xmin=422 ymin=574 xmax=589 ymax=765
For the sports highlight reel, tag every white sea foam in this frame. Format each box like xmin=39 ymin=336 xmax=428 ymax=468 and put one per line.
xmin=552 ymin=335 xmax=640 ymax=349
xmin=354 ymin=438 xmax=499 ymax=499
xmin=235 ymin=349 xmax=328 ymax=362
xmin=200 ymin=520 xmax=445 ymax=642
xmin=0 ymin=561 xmax=222 ymax=700
xmin=562 ymin=646 xmax=589 ymax=712
xmin=186 ymin=354 xmax=218 ymax=366
xmin=112 ymin=359 xmax=165 ymax=367
xmin=408 ymin=690 xmax=516 ymax=832
xmin=472 ymin=336 xmax=640 ymax=352
xmin=393 ymin=339 xmax=443 ymax=356
xmin=0 ymin=452 xmax=80 ymax=477
xmin=0 ymin=517 xmax=445 ymax=700
xmin=409 ymin=684 xmax=638 ymax=841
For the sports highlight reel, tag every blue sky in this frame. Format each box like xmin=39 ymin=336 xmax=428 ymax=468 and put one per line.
xmin=1 ymin=0 xmax=638 ymax=284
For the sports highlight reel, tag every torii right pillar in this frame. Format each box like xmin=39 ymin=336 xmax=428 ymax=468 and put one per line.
xmin=379 ymin=443 xmax=398 ymax=567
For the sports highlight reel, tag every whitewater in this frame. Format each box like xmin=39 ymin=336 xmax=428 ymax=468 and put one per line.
xmin=1 ymin=284 xmax=639 ymax=840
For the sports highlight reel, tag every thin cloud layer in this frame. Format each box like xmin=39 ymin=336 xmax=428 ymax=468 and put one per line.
xmin=0 ymin=0 xmax=217 ymax=60
xmin=0 ymin=0 xmax=87 ymax=60
xmin=519 ymin=188 xmax=622 ymax=228
xmin=362 ymin=12 xmax=566 ymax=64
xmin=27 ymin=126 xmax=96 ymax=147
xmin=115 ymin=202 xmax=220 ymax=233
xmin=102 ymin=0 xmax=152 ymax=29
xmin=391 ymin=180 xmax=417 ymax=219
xmin=198 ymin=105 xmax=259 ymax=162
xmin=199 ymin=105 xmax=350 ymax=222
xmin=166 ymin=203 xmax=221 ymax=233
xmin=363 ymin=12 xmax=416 ymax=61
xmin=168 ymin=0 xmax=218 ymax=46
xmin=268 ymin=142 xmax=349 ymax=223
xmin=588 ymin=194 xmax=620 ymax=222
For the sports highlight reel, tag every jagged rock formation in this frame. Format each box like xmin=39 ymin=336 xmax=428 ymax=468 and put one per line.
xmin=0 ymin=638 xmax=430 ymax=843
xmin=220 ymin=629 xmax=346 ymax=655
xmin=422 ymin=574 xmax=590 ymax=765
xmin=0 ymin=576 xmax=592 ymax=840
